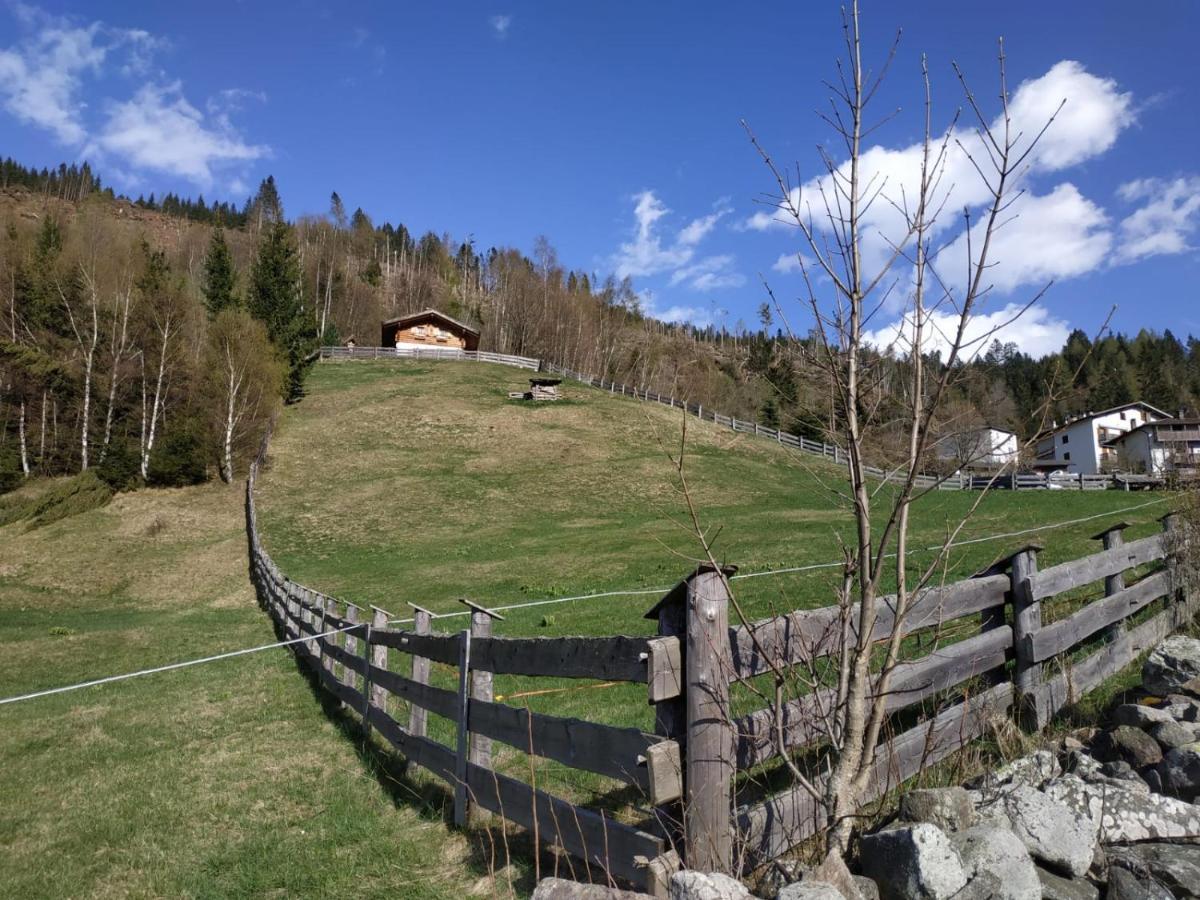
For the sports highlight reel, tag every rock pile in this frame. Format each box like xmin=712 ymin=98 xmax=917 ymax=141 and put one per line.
xmin=531 ymin=635 xmax=1200 ymax=900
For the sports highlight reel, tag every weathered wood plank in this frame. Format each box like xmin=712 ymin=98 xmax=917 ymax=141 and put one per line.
xmin=647 ymin=637 xmax=682 ymax=703
xmin=464 ymin=760 xmax=664 ymax=888
xmin=730 ymin=573 xmax=1008 ymax=679
xmin=1028 ymin=534 xmax=1166 ymax=600
xmin=369 ymin=662 xmax=457 ymax=718
xmin=735 ymin=628 xmax=1011 ymax=768
xmin=373 ymin=629 xmax=656 ymax=682
xmin=735 ymin=683 xmax=1014 ymax=864
xmin=364 ymin=704 xmax=457 ymax=783
xmin=1027 ymin=571 xmax=1170 ymax=663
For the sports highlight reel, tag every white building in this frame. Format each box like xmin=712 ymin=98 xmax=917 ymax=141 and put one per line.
xmin=938 ymin=426 xmax=1019 ymax=469
xmin=1033 ymin=402 xmax=1168 ymax=475
xmin=1104 ymin=418 xmax=1200 ymax=476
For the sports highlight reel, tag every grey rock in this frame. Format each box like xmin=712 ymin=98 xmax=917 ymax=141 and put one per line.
xmin=852 ymin=876 xmax=880 ymax=900
xmin=981 ymin=784 xmax=1095 ymax=878
xmin=991 ymin=750 xmax=1062 ymax=790
xmin=947 ymin=871 xmax=1002 ymax=900
xmin=1044 ymin=772 xmax=1200 ymax=842
xmin=1092 ymin=726 xmax=1164 ymax=769
xmin=1113 ymin=703 xmax=1175 ymax=728
xmin=532 ymin=878 xmax=653 ymax=899
xmin=900 ymin=788 xmax=979 ymax=833
xmin=1034 ymin=865 xmax=1099 ymax=900
xmin=1152 ymin=720 xmax=1199 ymax=751
xmin=1160 ymin=744 xmax=1200 ymax=800
xmin=1146 ymin=767 xmax=1166 ymax=793
xmin=669 ymin=871 xmax=752 ymax=900
xmin=760 ymin=861 xmax=806 ymax=899
xmin=949 ymin=825 xmax=1040 ymax=900
xmin=1100 ymin=760 xmax=1151 ymax=790
xmin=1109 ymin=842 xmax=1200 ymax=899
xmin=1107 ymin=867 xmax=1176 ymax=900
xmin=1144 ymin=635 xmax=1200 ymax=697
xmin=858 ymin=824 xmax=968 ymax=900
xmin=806 ymin=851 xmax=863 ymax=900
xmin=1180 ymin=676 xmax=1200 ymax=698
xmin=777 ymin=883 xmax=843 ymax=900
xmin=1165 ymin=698 xmax=1200 ymax=723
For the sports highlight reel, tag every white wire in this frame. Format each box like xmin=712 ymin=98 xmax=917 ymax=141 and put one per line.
xmin=0 ymin=623 xmax=361 ymax=708
xmin=387 ymin=496 xmax=1169 ymax=623
xmin=1 ymin=497 xmax=1168 ymax=704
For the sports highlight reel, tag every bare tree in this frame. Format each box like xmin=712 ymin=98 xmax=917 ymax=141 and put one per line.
xmin=739 ymin=0 xmax=1067 ymax=858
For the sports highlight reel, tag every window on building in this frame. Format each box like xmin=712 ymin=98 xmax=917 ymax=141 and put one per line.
xmin=1062 ymin=434 xmax=1069 ymax=444
xmin=1064 ymin=452 xmax=1071 ymax=461
xmin=1130 ymin=418 xmax=1138 ymax=427
xmin=1120 ymin=412 xmax=1126 ymax=420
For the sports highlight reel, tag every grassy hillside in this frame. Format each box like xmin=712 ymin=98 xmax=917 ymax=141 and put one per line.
xmin=258 ymin=360 xmax=1168 ymax=628
xmin=0 ymin=358 xmax=1172 ymax=898
xmin=0 ymin=480 xmax=503 ymax=898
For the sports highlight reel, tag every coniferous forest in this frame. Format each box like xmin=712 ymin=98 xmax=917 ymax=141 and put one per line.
xmin=2 ymin=156 xmax=1199 ymax=493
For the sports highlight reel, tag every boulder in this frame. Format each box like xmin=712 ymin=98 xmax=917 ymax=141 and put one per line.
xmin=978 ymin=784 xmax=1095 ymax=878
xmin=776 ymin=883 xmax=843 ymax=900
xmin=1165 ymin=696 xmax=1200 ymax=722
xmin=988 ymin=750 xmax=1061 ymax=790
xmin=1068 ymin=752 xmax=1150 ymax=794
xmin=857 ymin=824 xmax=968 ymax=900
xmin=532 ymin=879 xmax=653 ymax=899
xmin=806 ymin=850 xmax=864 ymax=900
xmin=1144 ymin=635 xmax=1200 ymax=696
xmin=1100 ymin=760 xmax=1151 ymax=790
xmin=1113 ymin=703 xmax=1174 ymax=728
xmin=1044 ymin=773 xmax=1200 ymax=842
xmin=851 ymin=876 xmax=880 ymax=900
xmin=1034 ymin=866 xmax=1100 ymax=900
xmin=669 ymin=871 xmax=752 ymax=900
xmin=949 ymin=825 xmax=1040 ymax=900
xmin=1109 ymin=842 xmax=1200 ymax=899
xmin=899 ymin=788 xmax=978 ymax=833
xmin=1107 ymin=867 xmax=1175 ymax=900
xmin=946 ymin=872 xmax=1002 ymax=900
xmin=1092 ymin=726 xmax=1163 ymax=769
xmin=1180 ymin=675 xmax=1200 ymax=698
xmin=1151 ymin=719 xmax=1199 ymax=751
xmin=1159 ymin=744 xmax=1200 ymax=800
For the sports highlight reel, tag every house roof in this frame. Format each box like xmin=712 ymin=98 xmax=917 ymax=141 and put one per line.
xmin=1036 ymin=401 xmax=1171 ymax=439
xmin=381 ymin=308 xmax=480 ymax=336
xmin=1104 ymin=418 xmax=1200 ymax=446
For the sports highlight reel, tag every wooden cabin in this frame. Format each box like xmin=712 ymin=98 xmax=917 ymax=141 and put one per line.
xmin=381 ymin=309 xmax=481 ymax=352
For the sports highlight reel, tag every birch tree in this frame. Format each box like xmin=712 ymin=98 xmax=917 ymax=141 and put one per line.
xmin=203 ymin=308 xmax=283 ymax=482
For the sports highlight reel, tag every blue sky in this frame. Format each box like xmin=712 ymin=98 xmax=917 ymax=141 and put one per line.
xmin=2 ymin=2 xmax=1198 ymax=355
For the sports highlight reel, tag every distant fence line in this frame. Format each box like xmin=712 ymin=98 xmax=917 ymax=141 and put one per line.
xmin=319 ymin=347 xmax=1156 ymax=492
xmin=249 ymin=414 xmax=1191 ymax=890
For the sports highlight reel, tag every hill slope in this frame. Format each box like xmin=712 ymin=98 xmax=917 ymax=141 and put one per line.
xmin=257 ymin=359 xmax=1168 ymax=631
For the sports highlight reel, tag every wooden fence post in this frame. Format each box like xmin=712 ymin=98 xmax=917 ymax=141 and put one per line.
xmin=408 ymin=604 xmax=433 ymax=739
xmin=1010 ymin=543 xmax=1045 ymax=730
xmin=369 ymin=606 xmax=391 ymax=719
xmin=344 ymin=603 xmax=360 ymax=694
xmin=684 ymin=564 xmax=736 ymax=873
xmin=1162 ymin=513 xmax=1184 ymax=625
xmin=1093 ymin=522 xmax=1131 ymax=641
xmin=460 ymin=599 xmax=503 ymax=823
xmin=454 ymin=627 xmax=472 ymax=828
xmin=644 ymin=579 xmax=687 ymax=840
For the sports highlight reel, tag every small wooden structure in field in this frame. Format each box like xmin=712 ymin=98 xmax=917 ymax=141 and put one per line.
xmin=508 ymin=377 xmax=562 ymax=402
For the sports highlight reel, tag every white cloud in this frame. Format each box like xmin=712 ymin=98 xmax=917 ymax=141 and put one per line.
xmin=772 ymin=252 xmax=805 ymax=274
xmin=90 ymin=82 xmax=269 ymax=186
xmin=1114 ymin=176 xmax=1200 ymax=263
xmin=937 ymin=183 xmax=1112 ymax=293
xmin=490 ymin=14 xmax=512 ymax=38
xmin=612 ymin=191 xmax=742 ymax=292
xmin=742 ymin=60 xmax=1136 ymax=300
xmin=0 ymin=6 xmax=268 ymax=188
xmin=863 ymin=302 xmax=1071 ymax=360
xmin=668 ymin=254 xmax=744 ymax=291
xmin=0 ymin=16 xmax=106 ymax=143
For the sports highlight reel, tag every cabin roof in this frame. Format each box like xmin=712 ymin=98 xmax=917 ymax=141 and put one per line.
xmin=381 ymin=308 xmax=480 ymax=337
xmin=1035 ymin=401 xmax=1171 ymax=439
xmin=1104 ymin=418 xmax=1200 ymax=446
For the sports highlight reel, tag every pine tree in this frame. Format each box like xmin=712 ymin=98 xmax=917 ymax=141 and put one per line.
xmin=202 ymin=227 xmax=238 ymax=317
xmin=330 ymin=191 xmax=347 ymax=229
xmin=248 ymin=221 xmax=315 ymax=400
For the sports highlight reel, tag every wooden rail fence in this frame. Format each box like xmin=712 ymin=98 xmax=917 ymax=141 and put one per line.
xmin=249 ymin=418 xmax=1191 ymax=892
xmin=320 ymin=345 xmax=540 ymax=369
